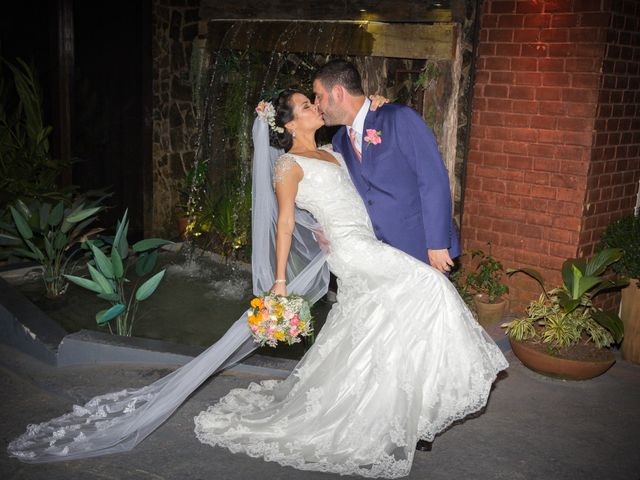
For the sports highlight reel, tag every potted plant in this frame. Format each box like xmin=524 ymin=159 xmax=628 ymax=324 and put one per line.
xmin=464 ymin=249 xmax=510 ymax=327
xmin=601 ymin=214 xmax=640 ymax=363
xmin=503 ymin=248 xmax=628 ymax=380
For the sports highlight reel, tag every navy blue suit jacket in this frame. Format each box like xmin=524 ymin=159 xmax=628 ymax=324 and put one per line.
xmin=332 ymin=103 xmax=461 ymax=264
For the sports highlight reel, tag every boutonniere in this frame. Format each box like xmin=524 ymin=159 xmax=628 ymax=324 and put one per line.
xmin=363 ymin=129 xmax=382 ymax=147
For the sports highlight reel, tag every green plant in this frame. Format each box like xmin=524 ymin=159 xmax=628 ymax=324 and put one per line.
xmin=211 ymin=179 xmax=251 ymax=259
xmin=450 ymin=264 xmax=474 ymax=308
xmin=503 ymin=248 xmax=629 ymax=350
xmin=600 ymin=214 xmax=640 ymax=281
xmin=464 ymin=249 xmax=509 ymax=303
xmin=1 ymin=193 xmax=107 ymax=297
xmin=0 ymin=57 xmax=72 ymax=208
xmin=64 ymin=210 xmax=173 ymax=336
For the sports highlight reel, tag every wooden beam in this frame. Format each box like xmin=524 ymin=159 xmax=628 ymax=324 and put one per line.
xmin=200 ymin=1 xmax=452 ymax=23
xmin=208 ymin=21 xmax=456 ymax=60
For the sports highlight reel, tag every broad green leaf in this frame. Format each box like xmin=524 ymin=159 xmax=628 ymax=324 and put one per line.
xmin=111 ymin=246 xmax=124 ymax=279
xmin=557 ymin=291 xmax=581 ymax=314
xmin=576 ymin=275 xmax=603 ymax=298
xmin=592 ymin=310 xmax=624 ymax=343
xmin=561 ymin=261 xmax=574 ymax=295
xmin=53 ymin=232 xmax=67 ymax=250
xmin=135 ymin=269 xmax=166 ymax=301
xmin=113 ymin=210 xmax=129 ymax=259
xmin=585 ymin=248 xmax=623 ymax=277
xmin=15 ymin=199 xmax=31 ymax=219
xmin=132 ymin=238 xmax=174 ymax=253
xmin=13 ymin=248 xmax=39 ymax=260
xmin=49 ymin=201 xmax=64 ymax=226
xmin=571 ymin=264 xmax=583 ymax=299
xmin=96 ymin=304 xmax=125 ymax=325
xmin=43 ymin=236 xmax=54 ymax=259
xmin=39 ymin=202 xmax=51 ymax=230
xmin=88 ymin=264 xmax=114 ymax=294
xmin=0 ymin=232 xmax=21 ymax=246
xmin=64 ymin=274 xmax=103 ymax=294
xmin=97 ymin=293 xmax=121 ymax=302
xmin=10 ymin=206 xmax=33 ymax=240
xmin=88 ymin=242 xmax=114 ymax=279
xmin=24 ymin=239 xmax=45 ymax=261
xmin=590 ymin=278 xmax=630 ymax=298
xmin=135 ymin=250 xmax=157 ymax=277
xmin=66 ymin=206 xmax=101 ymax=223
xmin=507 ymin=267 xmax=548 ymax=298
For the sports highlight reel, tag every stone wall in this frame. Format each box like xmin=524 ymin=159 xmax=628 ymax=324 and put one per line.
xmin=463 ymin=0 xmax=640 ymax=310
xmin=151 ymin=0 xmax=201 ymax=236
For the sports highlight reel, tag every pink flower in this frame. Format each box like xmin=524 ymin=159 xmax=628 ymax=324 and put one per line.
xmin=290 ymin=315 xmax=300 ymax=326
xmin=364 ymin=129 xmax=382 ymax=146
xmin=250 ymin=325 xmax=259 ymax=333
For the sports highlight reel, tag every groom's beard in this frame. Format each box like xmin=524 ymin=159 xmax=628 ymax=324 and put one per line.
xmin=322 ymin=96 xmax=349 ymax=127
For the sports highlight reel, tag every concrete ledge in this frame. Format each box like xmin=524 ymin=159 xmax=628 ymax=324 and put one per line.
xmin=57 ymin=329 xmax=206 ymax=367
xmin=0 ymin=276 xmax=66 ymax=365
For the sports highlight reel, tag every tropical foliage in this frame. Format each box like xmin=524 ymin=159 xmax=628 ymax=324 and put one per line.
xmin=65 ymin=210 xmax=173 ymax=336
xmin=0 ymin=57 xmax=72 ymax=208
xmin=503 ymin=248 xmax=628 ymax=350
xmin=600 ymin=214 xmax=640 ymax=281
xmin=463 ymin=249 xmax=509 ymax=304
xmin=1 ymin=193 xmax=108 ymax=297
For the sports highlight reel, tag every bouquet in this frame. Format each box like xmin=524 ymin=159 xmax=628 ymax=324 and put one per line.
xmin=247 ymin=293 xmax=314 ymax=347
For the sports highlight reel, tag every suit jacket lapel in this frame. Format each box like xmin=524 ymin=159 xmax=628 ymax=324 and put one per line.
xmin=361 ymin=109 xmax=378 ymax=167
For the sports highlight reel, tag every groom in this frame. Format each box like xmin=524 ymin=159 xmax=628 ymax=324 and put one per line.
xmin=312 ymin=59 xmax=460 ymax=273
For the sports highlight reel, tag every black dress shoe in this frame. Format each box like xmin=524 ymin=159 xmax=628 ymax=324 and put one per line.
xmin=416 ymin=439 xmax=433 ymax=451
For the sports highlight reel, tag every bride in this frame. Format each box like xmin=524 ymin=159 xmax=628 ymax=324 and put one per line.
xmin=7 ymin=90 xmax=507 ymax=479
xmin=193 ymin=90 xmax=508 ymax=477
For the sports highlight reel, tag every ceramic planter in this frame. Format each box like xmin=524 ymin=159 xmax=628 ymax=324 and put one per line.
xmin=509 ymin=338 xmax=615 ymax=380
xmin=473 ymin=294 xmax=508 ymax=328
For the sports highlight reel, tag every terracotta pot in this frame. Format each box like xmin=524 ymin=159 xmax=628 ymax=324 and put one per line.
xmin=176 ymin=216 xmax=189 ymax=240
xmin=473 ymin=294 xmax=508 ymax=328
xmin=509 ymin=338 xmax=615 ymax=380
xmin=621 ymin=278 xmax=640 ymax=363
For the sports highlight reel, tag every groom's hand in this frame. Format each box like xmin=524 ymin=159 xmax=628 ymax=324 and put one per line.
xmin=428 ymin=249 xmax=454 ymax=273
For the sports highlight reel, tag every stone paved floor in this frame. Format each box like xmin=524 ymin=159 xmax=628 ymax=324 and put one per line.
xmin=1 ymin=344 xmax=639 ymax=480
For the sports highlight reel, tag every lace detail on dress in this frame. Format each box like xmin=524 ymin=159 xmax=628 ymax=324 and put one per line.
xmin=272 ymin=154 xmax=299 ymax=188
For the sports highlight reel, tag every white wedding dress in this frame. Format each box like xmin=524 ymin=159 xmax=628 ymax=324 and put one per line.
xmin=194 ymin=149 xmax=509 ymax=478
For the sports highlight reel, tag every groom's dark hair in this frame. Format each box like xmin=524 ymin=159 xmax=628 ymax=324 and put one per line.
xmin=313 ymin=59 xmax=364 ymax=96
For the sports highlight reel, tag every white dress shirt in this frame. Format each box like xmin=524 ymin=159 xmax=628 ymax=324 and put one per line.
xmin=347 ymin=97 xmax=371 ymax=153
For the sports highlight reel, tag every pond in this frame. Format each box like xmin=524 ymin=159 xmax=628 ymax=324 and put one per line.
xmin=10 ymin=251 xmax=334 ymax=360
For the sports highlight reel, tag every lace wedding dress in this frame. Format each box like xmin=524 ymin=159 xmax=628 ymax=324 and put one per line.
xmin=194 ymin=149 xmax=509 ymax=478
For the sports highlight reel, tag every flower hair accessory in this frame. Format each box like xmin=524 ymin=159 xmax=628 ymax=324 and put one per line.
xmin=256 ymin=100 xmax=284 ymax=134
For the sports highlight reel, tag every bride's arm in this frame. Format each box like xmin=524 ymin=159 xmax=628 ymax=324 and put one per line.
xmin=272 ymin=161 xmax=303 ymax=296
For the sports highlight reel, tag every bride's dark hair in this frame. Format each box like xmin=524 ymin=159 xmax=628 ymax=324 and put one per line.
xmin=269 ymin=89 xmax=300 ymax=151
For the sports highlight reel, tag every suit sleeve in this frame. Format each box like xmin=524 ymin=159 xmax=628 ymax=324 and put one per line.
xmin=396 ymin=108 xmax=453 ymax=251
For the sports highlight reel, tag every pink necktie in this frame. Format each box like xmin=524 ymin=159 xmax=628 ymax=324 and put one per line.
xmin=349 ymin=127 xmax=362 ymax=162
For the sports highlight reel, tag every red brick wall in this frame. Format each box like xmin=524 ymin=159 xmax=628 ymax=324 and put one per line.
xmin=463 ymin=0 xmax=640 ymax=310
xmin=579 ymin=0 xmax=640 ymax=258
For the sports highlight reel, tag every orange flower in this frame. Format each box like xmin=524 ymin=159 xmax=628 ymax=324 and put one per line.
xmin=250 ymin=298 xmax=262 ymax=308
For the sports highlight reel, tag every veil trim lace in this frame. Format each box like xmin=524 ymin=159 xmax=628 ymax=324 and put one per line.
xmin=7 ymin=117 xmax=329 ymax=463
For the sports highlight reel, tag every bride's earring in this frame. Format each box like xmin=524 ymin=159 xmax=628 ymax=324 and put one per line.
xmin=291 ymin=130 xmax=296 ymax=139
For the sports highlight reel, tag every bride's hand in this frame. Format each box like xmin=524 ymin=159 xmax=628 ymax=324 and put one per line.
xmin=271 ymin=282 xmax=287 ymax=297
xmin=369 ymin=94 xmax=390 ymax=111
